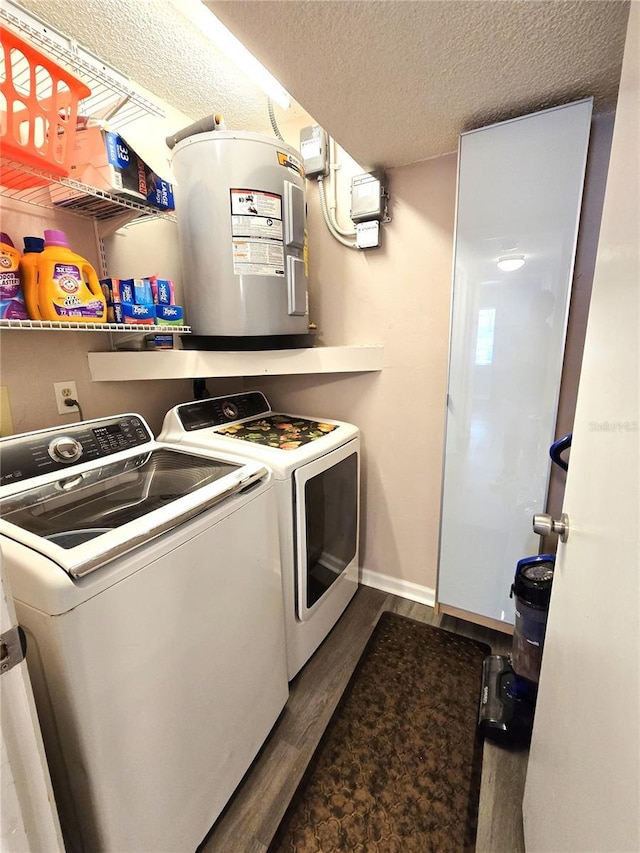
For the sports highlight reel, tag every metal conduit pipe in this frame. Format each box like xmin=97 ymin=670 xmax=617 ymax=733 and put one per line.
xmin=317 ymin=176 xmax=358 ymax=248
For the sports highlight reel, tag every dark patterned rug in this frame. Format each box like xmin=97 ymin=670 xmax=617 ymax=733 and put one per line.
xmin=269 ymin=612 xmax=490 ymax=853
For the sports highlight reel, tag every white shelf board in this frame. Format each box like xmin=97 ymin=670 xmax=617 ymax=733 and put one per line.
xmin=87 ymin=345 xmax=384 ymax=381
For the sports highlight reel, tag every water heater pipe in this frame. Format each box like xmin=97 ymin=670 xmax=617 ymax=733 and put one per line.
xmin=166 ymin=114 xmax=226 ymax=149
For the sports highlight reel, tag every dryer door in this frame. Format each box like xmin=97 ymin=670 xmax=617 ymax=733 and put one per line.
xmin=294 ymin=439 xmax=359 ymax=621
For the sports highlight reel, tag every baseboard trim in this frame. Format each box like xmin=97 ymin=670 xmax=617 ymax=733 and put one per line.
xmin=437 ymin=602 xmax=514 ymax=634
xmin=359 ymin=568 xmax=436 ymax=608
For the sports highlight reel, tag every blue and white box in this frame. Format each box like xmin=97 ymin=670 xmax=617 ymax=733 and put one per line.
xmin=155 ymin=305 xmax=184 ymax=326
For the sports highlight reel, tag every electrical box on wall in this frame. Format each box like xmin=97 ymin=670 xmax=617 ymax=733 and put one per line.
xmin=350 ymin=171 xmax=387 ymax=223
xmin=299 ymin=125 xmax=329 ymax=179
xmin=355 ymin=221 xmax=380 ymax=249
xmin=350 ymin=170 xmax=389 ymax=248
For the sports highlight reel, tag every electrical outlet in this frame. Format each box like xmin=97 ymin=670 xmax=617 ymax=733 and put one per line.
xmin=54 ymin=381 xmax=78 ymax=415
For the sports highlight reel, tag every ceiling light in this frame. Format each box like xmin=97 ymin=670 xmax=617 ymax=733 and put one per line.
xmin=168 ymin=0 xmax=291 ymax=109
xmin=497 ymin=255 xmax=526 ymax=272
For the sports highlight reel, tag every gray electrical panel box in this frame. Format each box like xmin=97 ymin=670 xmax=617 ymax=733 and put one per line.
xmin=350 ymin=171 xmax=386 ymax=222
xmin=299 ymin=125 xmax=329 ymax=179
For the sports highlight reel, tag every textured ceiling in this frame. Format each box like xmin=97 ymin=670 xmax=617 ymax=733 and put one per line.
xmin=16 ymin=0 xmax=630 ymax=169
xmin=209 ymin=0 xmax=630 ymax=167
xmin=16 ymin=0 xmax=313 ymax=137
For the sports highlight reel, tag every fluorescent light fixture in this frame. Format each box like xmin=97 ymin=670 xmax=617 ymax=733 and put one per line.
xmin=497 ymin=255 xmax=526 ymax=272
xmin=168 ymin=0 xmax=291 ymax=109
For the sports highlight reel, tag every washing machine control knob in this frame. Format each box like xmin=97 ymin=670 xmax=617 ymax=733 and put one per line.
xmin=222 ymin=402 xmax=239 ymax=420
xmin=49 ymin=436 xmax=83 ymax=464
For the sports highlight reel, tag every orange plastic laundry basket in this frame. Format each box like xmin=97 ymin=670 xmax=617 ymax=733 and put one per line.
xmin=0 ymin=27 xmax=91 ymax=188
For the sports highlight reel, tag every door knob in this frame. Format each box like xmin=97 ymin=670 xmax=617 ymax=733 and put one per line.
xmin=533 ymin=512 xmax=569 ymax=543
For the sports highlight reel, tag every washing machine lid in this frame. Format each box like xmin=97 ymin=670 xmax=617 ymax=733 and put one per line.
xmin=0 ymin=419 xmax=268 ymax=578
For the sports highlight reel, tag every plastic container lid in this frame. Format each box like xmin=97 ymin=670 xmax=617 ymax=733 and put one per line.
xmin=511 ymin=555 xmax=555 ymax=610
xmin=44 ymin=229 xmax=70 ymax=248
xmin=0 ymin=232 xmax=15 ymax=247
xmin=23 ymin=236 xmax=45 ymax=253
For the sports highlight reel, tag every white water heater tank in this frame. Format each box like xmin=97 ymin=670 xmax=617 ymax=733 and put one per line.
xmin=172 ymin=131 xmax=309 ymax=347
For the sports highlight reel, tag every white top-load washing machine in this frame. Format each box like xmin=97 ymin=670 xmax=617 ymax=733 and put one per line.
xmin=160 ymin=391 xmax=360 ymax=680
xmin=0 ymin=414 xmax=288 ymax=853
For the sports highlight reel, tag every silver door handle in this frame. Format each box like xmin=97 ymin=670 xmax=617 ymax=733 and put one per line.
xmin=533 ymin=512 xmax=569 ymax=543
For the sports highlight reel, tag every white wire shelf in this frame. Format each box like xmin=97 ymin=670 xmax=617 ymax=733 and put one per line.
xmin=0 ymin=4 xmax=175 ymax=225
xmin=0 ymin=319 xmax=190 ymax=333
xmin=1 ymin=0 xmax=164 ymax=128
xmin=0 ymin=157 xmax=177 ymax=223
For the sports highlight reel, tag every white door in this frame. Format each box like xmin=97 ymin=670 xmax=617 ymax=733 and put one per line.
xmin=522 ymin=5 xmax=639 ymax=852
xmin=0 ymin=552 xmax=64 ymax=852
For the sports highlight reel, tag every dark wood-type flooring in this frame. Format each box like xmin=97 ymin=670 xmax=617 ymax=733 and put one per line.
xmin=198 ymin=586 xmax=528 ymax=853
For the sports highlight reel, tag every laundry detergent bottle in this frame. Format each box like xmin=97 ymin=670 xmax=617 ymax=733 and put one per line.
xmin=0 ymin=232 xmax=29 ymax=320
xmin=37 ymin=229 xmax=106 ymax=323
xmin=19 ymin=236 xmax=45 ymax=320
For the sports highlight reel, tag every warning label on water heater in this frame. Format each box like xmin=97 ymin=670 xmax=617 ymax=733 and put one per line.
xmin=230 ymin=189 xmax=285 ymax=276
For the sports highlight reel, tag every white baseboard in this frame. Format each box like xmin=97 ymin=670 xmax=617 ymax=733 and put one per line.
xmin=359 ymin=567 xmax=436 ymax=608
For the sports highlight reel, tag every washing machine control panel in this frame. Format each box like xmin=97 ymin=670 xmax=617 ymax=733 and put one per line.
xmin=0 ymin=416 xmax=152 ymax=486
xmin=177 ymin=391 xmax=271 ymax=431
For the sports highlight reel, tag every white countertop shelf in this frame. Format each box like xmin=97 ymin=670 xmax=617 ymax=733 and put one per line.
xmin=87 ymin=345 xmax=384 ymax=381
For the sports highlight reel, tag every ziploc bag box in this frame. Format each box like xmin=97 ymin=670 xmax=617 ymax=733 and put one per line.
xmin=113 ymin=303 xmax=156 ymax=325
xmin=146 ymin=177 xmax=175 ymax=211
xmin=51 ymin=126 xmax=175 ymax=211
xmin=119 ymin=278 xmax=153 ymax=305
xmin=148 ymin=276 xmax=175 ymax=305
xmin=103 ymin=134 xmax=175 ymax=210
xmin=101 ymin=278 xmax=136 ymax=321
xmin=100 ymin=278 xmax=134 ymax=305
xmin=155 ymin=305 xmax=184 ymax=326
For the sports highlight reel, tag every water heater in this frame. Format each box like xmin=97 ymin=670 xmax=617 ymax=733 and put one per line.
xmin=172 ymin=131 xmax=310 ymax=349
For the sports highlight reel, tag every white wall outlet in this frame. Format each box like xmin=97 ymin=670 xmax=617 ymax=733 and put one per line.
xmin=54 ymin=381 xmax=78 ymax=415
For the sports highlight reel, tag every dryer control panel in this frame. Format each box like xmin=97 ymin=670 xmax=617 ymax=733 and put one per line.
xmin=177 ymin=392 xmax=271 ymax=432
xmin=0 ymin=415 xmax=152 ymax=486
